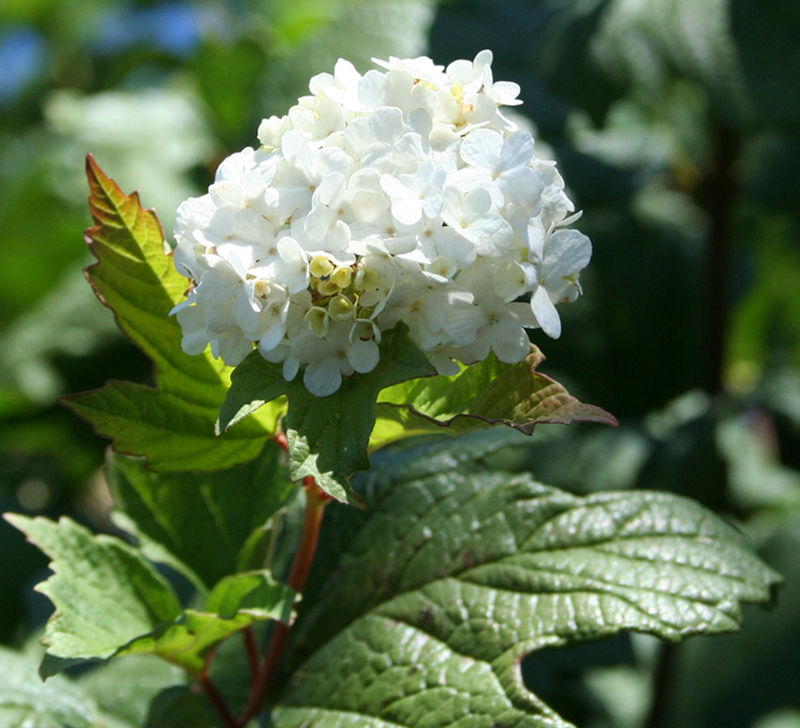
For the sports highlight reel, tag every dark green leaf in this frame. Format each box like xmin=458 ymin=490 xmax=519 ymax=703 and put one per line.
xmin=61 ymin=157 xmax=282 ymax=473
xmin=78 ymin=654 xmax=185 ymax=728
xmin=146 ymin=686 xmax=218 ymax=728
xmin=275 ymin=434 xmax=781 ymax=728
xmin=219 ymin=325 xmax=437 ymax=506
xmin=107 ymin=442 xmax=294 ymax=592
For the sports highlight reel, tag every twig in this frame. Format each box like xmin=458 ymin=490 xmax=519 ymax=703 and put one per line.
xmin=236 ymin=475 xmax=331 ymax=726
xmin=198 ymin=646 xmax=238 ymax=728
xmin=243 ymin=626 xmax=260 ymax=683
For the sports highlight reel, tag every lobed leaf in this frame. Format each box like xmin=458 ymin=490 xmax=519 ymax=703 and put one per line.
xmin=61 ymin=156 xmax=282 ymax=473
xmin=107 ymin=442 xmax=294 ymax=592
xmin=275 ymin=434 xmax=781 ymax=728
xmin=6 ymin=515 xmax=295 ymax=679
xmin=5 ymin=514 xmax=181 ymax=678
xmin=218 ymin=325 xmax=437 ymax=506
xmin=371 ymin=347 xmax=618 ymax=450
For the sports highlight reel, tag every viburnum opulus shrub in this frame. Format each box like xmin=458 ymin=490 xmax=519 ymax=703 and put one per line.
xmin=4 ymin=50 xmax=781 ymax=728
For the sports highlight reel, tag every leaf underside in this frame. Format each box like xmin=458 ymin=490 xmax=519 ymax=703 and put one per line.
xmin=61 ymin=156 xmax=282 ymax=473
xmin=372 ymin=346 xmax=618 ymax=448
xmin=274 ymin=433 xmax=781 ymax=728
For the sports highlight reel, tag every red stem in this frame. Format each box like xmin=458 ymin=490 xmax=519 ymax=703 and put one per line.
xmin=236 ymin=476 xmax=331 ymax=726
xmin=274 ymin=431 xmax=289 ymax=452
xmin=243 ymin=626 xmax=260 ymax=683
xmin=198 ymin=647 xmax=238 ymax=728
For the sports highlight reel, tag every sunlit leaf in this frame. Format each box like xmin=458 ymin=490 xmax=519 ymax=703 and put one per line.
xmin=61 ymin=157 xmax=283 ymax=473
xmin=371 ymin=347 xmax=618 ymax=450
xmin=6 ymin=515 xmax=295 ymax=679
xmin=5 ymin=514 xmax=181 ymax=678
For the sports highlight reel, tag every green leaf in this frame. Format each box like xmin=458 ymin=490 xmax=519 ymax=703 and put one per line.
xmin=206 ymin=571 xmax=295 ymax=621
xmin=146 ymin=686 xmax=218 ymax=728
xmin=656 ymin=515 xmax=800 ymax=728
xmin=218 ymin=325 xmax=437 ymax=506
xmin=275 ymin=434 xmax=781 ymax=728
xmin=0 ymin=645 xmax=133 ymax=728
xmin=61 ymin=156 xmax=282 ymax=473
xmin=4 ymin=514 xmax=182 ymax=679
xmin=109 ymin=571 xmax=295 ymax=678
xmin=78 ymin=654 xmax=185 ymax=728
xmin=7 ymin=514 xmax=295 ymax=679
xmin=107 ymin=441 xmax=295 ymax=592
xmin=118 ymin=602 xmax=292 ymax=677
xmin=371 ymin=347 xmax=618 ymax=449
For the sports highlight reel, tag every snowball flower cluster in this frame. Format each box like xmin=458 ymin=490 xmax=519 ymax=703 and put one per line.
xmin=172 ymin=50 xmax=591 ymax=397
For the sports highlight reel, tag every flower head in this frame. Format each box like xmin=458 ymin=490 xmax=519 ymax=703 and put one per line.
xmin=172 ymin=50 xmax=591 ymax=396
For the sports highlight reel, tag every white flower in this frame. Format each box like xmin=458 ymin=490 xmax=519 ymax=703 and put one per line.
xmin=446 ymin=262 xmax=536 ymax=364
xmin=272 ymin=237 xmax=310 ymax=294
xmin=172 ymin=49 xmax=592 ymax=396
xmin=526 ymin=227 xmax=592 ymax=339
xmin=452 ymin=129 xmax=544 ymax=207
xmin=291 ymin=321 xmax=380 ymax=397
xmin=440 ymin=186 xmax=513 ymax=258
xmin=380 ymin=161 xmax=446 ymax=226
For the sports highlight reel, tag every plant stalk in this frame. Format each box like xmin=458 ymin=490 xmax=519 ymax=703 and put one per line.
xmin=700 ymin=123 xmax=741 ymax=395
xmin=243 ymin=627 xmax=260 ymax=683
xmin=198 ymin=647 xmax=239 ymax=728
xmin=236 ymin=474 xmax=331 ymax=726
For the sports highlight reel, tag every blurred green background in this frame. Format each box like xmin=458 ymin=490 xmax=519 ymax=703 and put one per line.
xmin=0 ymin=0 xmax=798 ymax=726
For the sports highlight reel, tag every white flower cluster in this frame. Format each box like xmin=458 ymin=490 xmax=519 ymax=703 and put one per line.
xmin=172 ymin=50 xmax=591 ymax=397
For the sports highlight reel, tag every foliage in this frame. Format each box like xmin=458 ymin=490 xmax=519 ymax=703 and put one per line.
xmin=2 ymin=431 xmax=782 ymax=726
xmin=61 ymin=157 xmax=284 ymax=473
xmin=1 ymin=0 xmax=799 ymax=726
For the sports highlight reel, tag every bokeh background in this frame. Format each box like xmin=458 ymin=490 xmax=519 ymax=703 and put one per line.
xmin=1 ymin=0 xmax=799 ymax=726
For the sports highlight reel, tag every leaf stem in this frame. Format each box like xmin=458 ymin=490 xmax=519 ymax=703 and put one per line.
xmin=236 ymin=475 xmax=331 ymax=726
xmin=274 ymin=431 xmax=289 ymax=452
xmin=243 ymin=626 xmax=260 ymax=683
xmin=198 ymin=647 xmax=238 ymax=728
